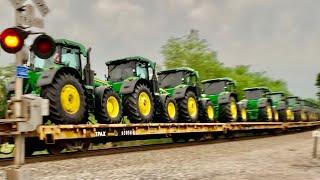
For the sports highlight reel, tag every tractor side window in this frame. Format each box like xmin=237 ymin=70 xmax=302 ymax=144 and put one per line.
xmin=148 ymin=67 xmax=154 ymax=80
xmin=61 ymin=48 xmax=81 ymax=70
xmin=136 ymin=63 xmax=148 ymax=79
xmin=190 ymin=75 xmax=197 ymax=85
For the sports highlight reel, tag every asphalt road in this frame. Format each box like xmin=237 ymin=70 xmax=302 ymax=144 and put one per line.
xmin=1 ymin=131 xmax=320 ymax=180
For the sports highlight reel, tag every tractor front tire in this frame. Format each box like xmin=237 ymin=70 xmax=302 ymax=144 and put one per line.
xmin=219 ymin=97 xmax=238 ymax=122
xmin=258 ymin=103 xmax=273 ymax=122
xmin=200 ymin=101 xmax=215 ymax=122
xmin=162 ymin=97 xmax=179 ymax=123
xmin=278 ymin=109 xmax=287 ymax=122
xmin=123 ymin=84 xmax=154 ymax=123
xmin=41 ymin=72 xmax=88 ymax=124
xmin=178 ymin=91 xmax=199 ymax=123
xmin=95 ymin=89 xmax=122 ymax=124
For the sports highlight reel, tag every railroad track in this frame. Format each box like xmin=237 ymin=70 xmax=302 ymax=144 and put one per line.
xmin=0 ymin=129 xmax=312 ymax=168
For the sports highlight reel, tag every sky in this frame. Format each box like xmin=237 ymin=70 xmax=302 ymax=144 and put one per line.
xmin=0 ymin=0 xmax=319 ymax=99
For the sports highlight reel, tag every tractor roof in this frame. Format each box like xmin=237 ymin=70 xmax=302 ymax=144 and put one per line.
xmin=157 ymin=67 xmax=199 ymax=78
xmin=55 ymin=39 xmax=87 ymax=57
xmin=243 ymin=86 xmax=270 ymax=92
xmin=106 ymin=56 xmax=156 ymax=69
xmin=287 ymin=96 xmax=299 ymax=99
xmin=201 ymin=77 xmax=235 ymax=84
xmin=269 ymin=92 xmax=285 ymax=95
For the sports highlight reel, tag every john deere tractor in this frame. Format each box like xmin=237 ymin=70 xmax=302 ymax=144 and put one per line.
xmin=105 ymin=56 xmax=178 ymax=123
xmin=201 ymin=78 xmax=247 ymax=122
xmin=7 ymin=39 xmax=122 ymax=124
xmin=238 ymin=87 xmax=276 ymax=122
xmin=269 ymin=92 xmax=294 ymax=121
xmin=157 ymin=67 xmax=214 ymax=123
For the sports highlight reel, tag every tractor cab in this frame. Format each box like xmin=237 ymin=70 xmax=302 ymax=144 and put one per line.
xmin=244 ymin=87 xmax=271 ymax=100
xmin=105 ymin=56 xmax=157 ymax=93
xmin=158 ymin=67 xmax=199 ymax=88
xmin=269 ymin=92 xmax=286 ymax=106
xmin=201 ymin=78 xmax=236 ymax=95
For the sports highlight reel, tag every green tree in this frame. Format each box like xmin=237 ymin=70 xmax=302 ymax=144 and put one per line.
xmin=0 ymin=64 xmax=15 ymax=118
xmin=161 ymin=30 xmax=290 ymax=98
xmin=316 ymin=73 xmax=320 ymax=100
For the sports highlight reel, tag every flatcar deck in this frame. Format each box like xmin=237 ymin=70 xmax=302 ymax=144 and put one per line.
xmin=34 ymin=121 xmax=320 ymax=143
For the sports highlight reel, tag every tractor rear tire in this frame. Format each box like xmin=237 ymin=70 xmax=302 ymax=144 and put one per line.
xmin=200 ymin=101 xmax=215 ymax=122
xmin=162 ymin=97 xmax=178 ymax=123
xmin=95 ymin=89 xmax=122 ymax=124
xmin=41 ymin=72 xmax=88 ymax=124
xmin=258 ymin=102 xmax=273 ymax=122
xmin=123 ymin=84 xmax=154 ymax=123
xmin=219 ymin=97 xmax=238 ymax=122
xmin=279 ymin=109 xmax=287 ymax=122
xmin=178 ymin=91 xmax=199 ymax=123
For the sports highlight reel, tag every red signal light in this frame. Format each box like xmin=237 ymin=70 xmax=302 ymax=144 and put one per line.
xmin=0 ymin=28 xmax=28 ymax=54
xmin=31 ymin=34 xmax=56 ymax=59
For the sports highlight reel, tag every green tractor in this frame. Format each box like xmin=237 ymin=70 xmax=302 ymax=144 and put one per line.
xmin=201 ymin=78 xmax=247 ymax=122
xmin=238 ymin=87 xmax=276 ymax=122
xmin=287 ymin=96 xmax=310 ymax=121
xmin=7 ymin=39 xmax=122 ymax=124
xmin=269 ymin=92 xmax=294 ymax=121
xmin=157 ymin=67 xmax=214 ymax=123
xmin=105 ymin=56 xmax=178 ymax=123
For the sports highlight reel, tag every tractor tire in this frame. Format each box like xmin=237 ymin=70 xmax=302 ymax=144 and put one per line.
xmin=123 ymin=83 xmax=154 ymax=123
xmin=161 ymin=97 xmax=178 ymax=123
xmin=200 ymin=101 xmax=215 ymax=122
xmin=294 ymin=111 xmax=303 ymax=121
xmin=219 ymin=97 xmax=238 ymax=122
xmin=278 ymin=109 xmax=287 ymax=122
xmin=41 ymin=72 xmax=88 ymax=124
xmin=178 ymin=91 xmax=199 ymax=123
xmin=238 ymin=106 xmax=248 ymax=122
xmin=258 ymin=102 xmax=273 ymax=122
xmin=95 ymin=89 xmax=122 ymax=124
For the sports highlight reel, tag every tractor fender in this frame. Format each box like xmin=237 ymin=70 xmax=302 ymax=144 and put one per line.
xmin=94 ymin=86 xmax=111 ymax=106
xmin=218 ymin=92 xmax=232 ymax=104
xmin=277 ymin=101 xmax=286 ymax=110
xmin=258 ymin=98 xmax=270 ymax=108
xmin=237 ymin=100 xmax=247 ymax=109
xmin=159 ymin=94 xmax=168 ymax=104
xmin=37 ymin=67 xmax=81 ymax=87
xmin=199 ymin=98 xmax=210 ymax=108
xmin=120 ymin=79 xmax=150 ymax=95
xmin=173 ymin=86 xmax=189 ymax=99
xmin=119 ymin=79 xmax=139 ymax=94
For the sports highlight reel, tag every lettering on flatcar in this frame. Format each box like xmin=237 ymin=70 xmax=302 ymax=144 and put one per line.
xmin=95 ymin=131 xmax=106 ymax=137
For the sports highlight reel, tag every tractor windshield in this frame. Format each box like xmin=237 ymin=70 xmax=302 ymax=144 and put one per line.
xmin=245 ymin=89 xmax=264 ymax=99
xmin=270 ymin=94 xmax=282 ymax=103
xmin=158 ymin=71 xmax=184 ymax=89
xmin=287 ymin=98 xmax=297 ymax=106
xmin=107 ymin=61 xmax=135 ymax=82
xmin=203 ymin=81 xmax=226 ymax=94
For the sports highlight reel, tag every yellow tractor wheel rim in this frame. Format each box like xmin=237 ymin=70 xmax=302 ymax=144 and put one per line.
xmin=301 ymin=111 xmax=307 ymax=121
xmin=138 ymin=92 xmax=151 ymax=116
xmin=187 ymin=97 xmax=197 ymax=118
xmin=60 ymin=84 xmax=80 ymax=114
xmin=286 ymin=109 xmax=294 ymax=121
xmin=167 ymin=102 xmax=176 ymax=120
xmin=230 ymin=101 xmax=237 ymax=120
xmin=207 ymin=105 xmax=214 ymax=121
xmin=241 ymin=108 xmax=247 ymax=121
xmin=267 ymin=106 xmax=273 ymax=120
xmin=106 ymin=96 xmax=120 ymax=118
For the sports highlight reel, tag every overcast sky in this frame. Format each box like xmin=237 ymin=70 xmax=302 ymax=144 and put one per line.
xmin=0 ymin=0 xmax=319 ymax=98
